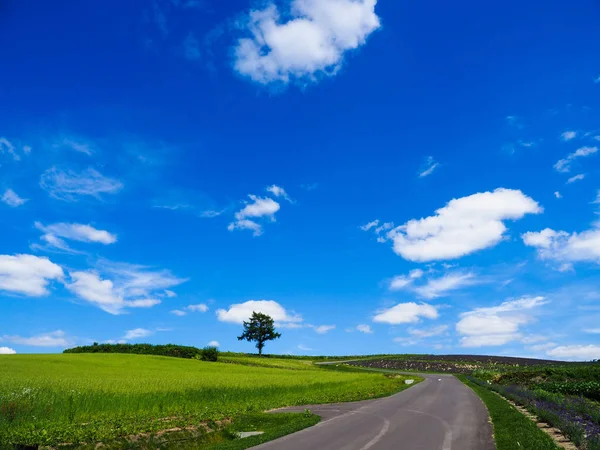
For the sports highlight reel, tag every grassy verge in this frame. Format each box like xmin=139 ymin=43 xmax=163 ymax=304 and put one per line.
xmin=456 ymin=375 xmax=559 ymax=450
xmin=42 ymin=412 xmax=320 ymax=450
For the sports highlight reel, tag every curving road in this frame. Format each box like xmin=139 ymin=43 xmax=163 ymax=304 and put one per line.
xmin=256 ymin=373 xmax=495 ymax=450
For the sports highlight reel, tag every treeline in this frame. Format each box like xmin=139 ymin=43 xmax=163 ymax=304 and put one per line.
xmin=64 ymin=343 xmax=202 ymax=359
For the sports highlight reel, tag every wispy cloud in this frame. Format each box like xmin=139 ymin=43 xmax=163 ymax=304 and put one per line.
xmin=40 ymin=167 xmax=123 ymax=201
xmin=566 ymin=174 xmax=585 ymax=184
xmin=418 ymin=156 xmax=440 ymax=178
xmin=33 ymin=222 xmax=117 ymax=253
xmin=561 ymin=131 xmax=577 ymax=142
xmin=228 ymin=188 xmax=288 ymax=236
xmin=65 ymin=261 xmax=186 ymax=315
xmin=171 ymin=303 xmax=209 ymax=316
xmin=554 ymin=146 xmax=597 ymax=173
xmin=1 ymin=189 xmax=27 ymax=207
xmin=505 ymin=115 xmax=525 ymax=129
xmin=1 ymin=330 xmax=72 ymax=348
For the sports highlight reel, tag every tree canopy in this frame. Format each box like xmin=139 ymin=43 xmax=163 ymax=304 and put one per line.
xmin=237 ymin=311 xmax=281 ymax=355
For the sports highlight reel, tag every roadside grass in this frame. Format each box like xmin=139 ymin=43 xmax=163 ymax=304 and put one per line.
xmin=0 ymin=354 xmax=415 ymax=447
xmin=457 ymin=375 xmax=559 ymax=450
xmin=50 ymin=412 xmax=320 ymax=450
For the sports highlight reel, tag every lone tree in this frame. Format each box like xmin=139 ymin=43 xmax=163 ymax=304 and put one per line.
xmin=237 ymin=312 xmax=281 ymax=355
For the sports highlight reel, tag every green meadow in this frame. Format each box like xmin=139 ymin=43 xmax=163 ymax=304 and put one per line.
xmin=0 ymin=354 xmax=416 ymax=447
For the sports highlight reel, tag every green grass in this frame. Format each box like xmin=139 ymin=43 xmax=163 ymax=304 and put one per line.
xmin=457 ymin=375 xmax=559 ymax=450
xmin=0 ymin=354 xmax=416 ymax=447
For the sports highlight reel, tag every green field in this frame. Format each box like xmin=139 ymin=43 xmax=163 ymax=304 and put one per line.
xmin=0 ymin=354 xmax=417 ymax=448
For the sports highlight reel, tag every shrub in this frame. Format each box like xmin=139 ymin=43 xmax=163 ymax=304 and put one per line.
xmin=200 ymin=346 xmax=219 ymax=362
xmin=63 ymin=343 xmax=202 ymax=359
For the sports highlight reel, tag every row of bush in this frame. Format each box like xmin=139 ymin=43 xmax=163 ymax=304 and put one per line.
xmin=64 ymin=343 xmax=219 ymax=361
xmin=467 ymin=376 xmax=600 ymax=449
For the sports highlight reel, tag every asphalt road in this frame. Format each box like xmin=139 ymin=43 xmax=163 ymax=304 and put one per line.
xmin=256 ymin=373 xmax=495 ymax=450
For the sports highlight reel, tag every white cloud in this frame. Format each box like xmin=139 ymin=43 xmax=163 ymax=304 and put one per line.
xmin=66 ymin=262 xmax=185 ymax=314
xmin=584 ymin=328 xmax=600 ymax=334
xmin=593 ymin=190 xmax=600 ymax=204
xmin=164 ymin=290 xmax=177 ymax=298
xmin=40 ymin=167 xmax=123 ymax=201
xmin=554 ymin=146 xmax=598 ymax=173
xmin=419 ymin=156 xmax=440 ymax=178
xmin=0 ymin=347 xmax=16 ymax=354
xmin=360 ymin=220 xmax=379 ymax=231
xmin=234 ymin=0 xmax=381 ymax=85
xmin=356 ymin=324 xmax=373 ymax=334
xmin=457 ymin=296 xmax=548 ymax=347
xmin=388 ymin=268 xmax=426 ymax=291
xmin=408 ymin=325 xmax=448 ymax=338
xmin=414 ymin=272 xmax=476 ymax=299
xmin=266 ymin=185 xmax=293 ymax=202
xmin=187 ymin=303 xmax=209 ymax=313
xmin=561 ymin=131 xmax=577 ymax=141
xmin=1 ymin=189 xmax=27 ymax=207
xmin=554 ymin=191 xmax=562 ymax=199
xmin=522 ymin=226 xmax=600 ymax=264
xmin=228 ymin=195 xmax=281 ymax=236
xmin=373 ymin=302 xmax=438 ymax=325
xmin=207 ymin=340 xmax=220 ymax=347
xmin=0 ymin=254 xmax=63 ymax=296
xmin=567 ymin=174 xmax=585 ymax=184
xmin=216 ymin=300 xmax=302 ymax=324
xmin=311 ymin=324 xmax=335 ymax=334
xmin=547 ymin=345 xmax=600 ymax=361
xmin=379 ymin=189 xmax=541 ymax=262
xmin=0 ymin=137 xmax=21 ymax=160
xmin=123 ymin=328 xmax=153 ymax=340
xmin=2 ymin=330 xmax=71 ymax=347
xmin=171 ymin=309 xmax=187 ymax=316
xmin=54 ymin=137 xmax=94 ymax=155
xmin=34 ymin=222 xmax=117 ymax=252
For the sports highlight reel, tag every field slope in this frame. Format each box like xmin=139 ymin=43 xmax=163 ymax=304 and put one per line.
xmin=0 ymin=354 xmax=417 ymax=447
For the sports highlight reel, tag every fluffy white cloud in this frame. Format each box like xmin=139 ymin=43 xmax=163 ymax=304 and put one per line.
xmin=356 ymin=324 xmax=373 ymax=334
xmin=234 ymin=0 xmax=381 ymax=85
xmin=567 ymin=174 xmax=585 ymax=184
xmin=208 ymin=340 xmax=220 ymax=347
xmin=554 ymin=191 xmax=562 ymax=199
xmin=414 ymin=272 xmax=476 ymax=299
xmin=216 ymin=300 xmax=302 ymax=324
xmin=228 ymin=195 xmax=281 ymax=236
xmin=419 ymin=156 xmax=440 ymax=178
xmin=554 ymin=146 xmax=597 ymax=173
xmin=373 ymin=302 xmax=438 ymax=325
xmin=0 ymin=254 xmax=63 ymax=296
xmin=0 ymin=347 xmax=16 ymax=354
xmin=522 ymin=226 xmax=600 ymax=264
xmin=547 ymin=345 xmax=600 ymax=361
xmin=380 ymin=189 xmax=541 ymax=262
xmin=1 ymin=189 xmax=27 ymax=207
xmin=266 ymin=185 xmax=293 ymax=202
xmin=34 ymin=222 xmax=117 ymax=252
xmin=123 ymin=328 xmax=153 ymax=340
xmin=2 ymin=330 xmax=71 ymax=347
xmin=561 ymin=131 xmax=577 ymax=141
xmin=408 ymin=325 xmax=448 ymax=338
xmin=457 ymin=296 xmax=547 ymax=347
xmin=40 ymin=167 xmax=123 ymax=201
xmin=66 ymin=262 xmax=185 ymax=314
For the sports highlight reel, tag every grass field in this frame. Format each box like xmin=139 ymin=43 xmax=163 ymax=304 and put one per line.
xmin=0 ymin=354 xmax=417 ymax=447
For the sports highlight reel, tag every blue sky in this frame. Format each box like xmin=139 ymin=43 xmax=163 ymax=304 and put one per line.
xmin=1 ymin=0 xmax=599 ymax=360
